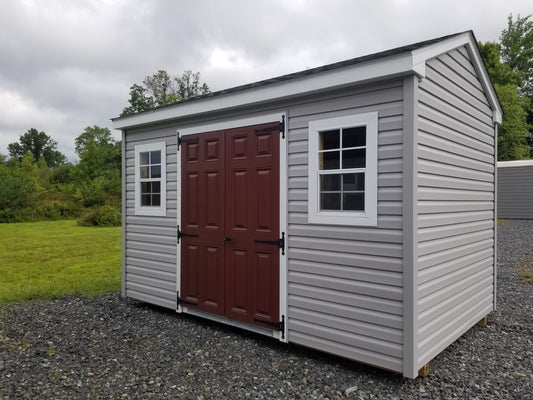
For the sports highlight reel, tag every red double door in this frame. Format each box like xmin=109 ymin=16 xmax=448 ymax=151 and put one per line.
xmin=180 ymin=122 xmax=281 ymax=331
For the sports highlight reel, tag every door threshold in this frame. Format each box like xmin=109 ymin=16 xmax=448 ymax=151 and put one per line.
xmin=180 ymin=307 xmax=282 ymax=340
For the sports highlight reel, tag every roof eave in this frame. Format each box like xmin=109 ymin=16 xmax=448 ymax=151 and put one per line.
xmin=112 ymin=52 xmax=416 ymax=130
xmin=112 ymin=31 xmax=503 ymax=130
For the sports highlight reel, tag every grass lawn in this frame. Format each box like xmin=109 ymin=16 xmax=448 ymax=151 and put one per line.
xmin=0 ymin=220 xmax=121 ymax=305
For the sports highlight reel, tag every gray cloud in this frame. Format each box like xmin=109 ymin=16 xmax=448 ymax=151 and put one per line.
xmin=1 ymin=0 xmax=531 ymax=161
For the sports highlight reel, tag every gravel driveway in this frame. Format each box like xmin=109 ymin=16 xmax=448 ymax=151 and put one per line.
xmin=1 ymin=220 xmax=532 ymax=399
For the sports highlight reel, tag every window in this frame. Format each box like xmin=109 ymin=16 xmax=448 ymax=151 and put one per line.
xmin=134 ymin=142 xmax=166 ymax=216
xmin=308 ymin=113 xmax=378 ymax=226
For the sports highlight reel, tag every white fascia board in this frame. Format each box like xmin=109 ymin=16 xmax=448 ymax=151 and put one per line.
xmin=412 ymin=31 xmax=503 ymax=124
xmin=113 ymin=53 xmax=415 ymax=130
xmin=411 ymin=32 xmax=473 ymax=75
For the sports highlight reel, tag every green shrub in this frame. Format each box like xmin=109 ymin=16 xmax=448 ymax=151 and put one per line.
xmin=0 ymin=174 xmax=34 ymax=210
xmin=77 ymin=177 xmax=107 ymax=207
xmin=0 ymin=208 xmax=35 ymax=223
xmin=38 ymin=200 xmax=74 ymax=220
xmin=77 ymin=205 xmax=121 ymax=227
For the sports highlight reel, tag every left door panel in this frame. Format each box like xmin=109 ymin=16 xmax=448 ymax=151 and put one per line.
xmin=180 ymin=131 xmax=225 ymax=315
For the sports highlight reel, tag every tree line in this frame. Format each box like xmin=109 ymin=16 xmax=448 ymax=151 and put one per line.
xmin=0 ymin=126 xmax=122 ymax=225
xmin=0 ymin=70 xmax=209 ymax=225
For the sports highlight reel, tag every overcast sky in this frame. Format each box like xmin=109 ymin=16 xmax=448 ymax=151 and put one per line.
xmin=1 ymin=0 xmax=531 ymax=161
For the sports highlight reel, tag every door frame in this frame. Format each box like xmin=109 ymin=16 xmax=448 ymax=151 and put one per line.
xmin=176 ymin=111 xmax=288 ymax=342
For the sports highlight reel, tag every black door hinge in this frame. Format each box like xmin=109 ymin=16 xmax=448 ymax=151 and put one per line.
xmin=254 ymin=315 xmax=285 ymax=338
xmin=177 ymin=291 xmax=198 ymax=307
xmin=254 ymin=232 xmax=285 ymax=255
xmin=280 ymin=115 xmax=285 ymax=139
xmin=177 ymin=226 xmax=199 ymax=243
xmin=254 ymin=115 xmax=285 ymax=139
xmin=177 ymin=133 xmax=199 ymax=151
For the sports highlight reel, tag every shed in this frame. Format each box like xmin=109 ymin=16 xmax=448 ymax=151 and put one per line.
xmin=112 ymin=31 xmax=501 ymax=378
xmin=497 ymin=160 xmax=533 ymax=219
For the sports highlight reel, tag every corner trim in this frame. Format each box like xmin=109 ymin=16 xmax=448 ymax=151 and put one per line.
xmin=121 ymin=130 xmax=126 ymax=298
xmin=402 ymin=75 xmax=420 ymax=378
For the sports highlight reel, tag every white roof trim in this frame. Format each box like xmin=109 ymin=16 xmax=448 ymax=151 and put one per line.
xmin=497 ymin=160 xmax=533 ymax=168
xmin=411 ymin=31 xmax=502 ymax=124
xmin=113 ymin=31 xmax=502 ymax=130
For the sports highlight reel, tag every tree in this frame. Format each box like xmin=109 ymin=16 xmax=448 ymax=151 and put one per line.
xmin=121 ymin=70 xmax=210 ymax=116
xmin=120 ymin=84 xmax=155 ymax=116
xmin=500 ymin=14 xmax=533 ymax=97
xmin=143 ymin=70 xmax=176 ymax=107
xmin=500 ymin=14 xmax=533 ymax=157
xmin=495 ymin=83 xmax=531 ymax=160
xmin=74 ymin=126 xmax=121 ymax=180
xmin=75 ymin=125 xmax=115 ymax=155
xmin=8 ymin=128 xmax=66 ymax=168
xmin=171 ymin=70 xmax=210 ymax=102
xmin=479 ymin=41 xmax=531 ymax=160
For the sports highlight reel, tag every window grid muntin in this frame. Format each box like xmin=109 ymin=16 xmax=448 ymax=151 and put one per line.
xmin=318 ymin=126 xmax=367 ymax=212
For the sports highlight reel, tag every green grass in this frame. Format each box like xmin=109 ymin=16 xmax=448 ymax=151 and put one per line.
xmin=0 ymin=220 xmax=121 ymax=305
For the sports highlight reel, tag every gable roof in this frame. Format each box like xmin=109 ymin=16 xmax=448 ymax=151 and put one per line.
xmin=113 ymin=31 xmax=502 ymax=129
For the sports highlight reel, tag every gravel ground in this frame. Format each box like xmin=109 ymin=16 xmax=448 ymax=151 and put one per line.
xmin=1 ymin=220 xmax=532 ymax=399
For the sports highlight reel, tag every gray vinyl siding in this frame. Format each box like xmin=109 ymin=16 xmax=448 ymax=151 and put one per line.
xmin=286 ymin=80 xmax=405 ymax=373
xmin=497 ymin=164 xmax=533 ymax=219
xmin=415 ymin=46 xmax=496 ymax=367
xmin=123 ymin=126 xmax=177 ymax=309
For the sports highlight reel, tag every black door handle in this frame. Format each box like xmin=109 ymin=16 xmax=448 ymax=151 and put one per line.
xmin=224 ymin=237 xmax=232 ymax=242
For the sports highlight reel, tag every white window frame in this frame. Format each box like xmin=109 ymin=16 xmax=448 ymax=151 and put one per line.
xmin=308 ymin=112 xmax=378 ymax=226
xmin=134 ymin=141 xmax=167 ymax=216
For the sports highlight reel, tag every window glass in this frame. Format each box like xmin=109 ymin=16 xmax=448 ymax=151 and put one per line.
xmin=151 ymin=165 xmax=161 ymax=179
xmin=342 ymin=149 xmax=366 ymax=169
xmin=140 ymin=152 xmax=150 ymax=165
xmin=342 ymin=127 xmax=366 ymax=147
xmin=140 ymin=166 xmax=149 ymax=179
xmin=141 ymin=194 xmax=151 ymax=206
xmin=343 ymin=193 xmax=364 ymax=211
xmin=150 ymin=150 xmax=161 ymax=165
xmin=320 ymin=193 xmax=341 ymax=210
xmin=320 ymin=151 xmax=340 ymax=170
xmin=342 ymin=173 xmax=365 ymax=191
xmin=320 ymin=174 xmax=341 ymax=191
xmin=141 ymin=182 xmax=151 ymax=194
xmin=319 ymin=130 xmax=340 ymax=150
